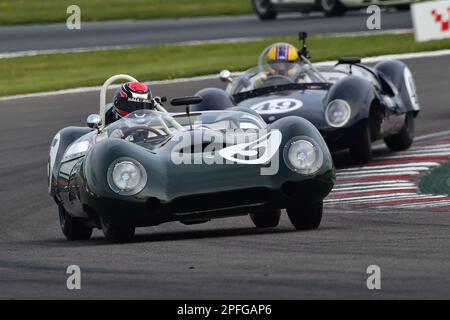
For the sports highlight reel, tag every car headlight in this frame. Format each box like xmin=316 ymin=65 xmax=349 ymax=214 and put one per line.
xmin=325 ymin=99 xmax=351 ymax=128
xmin=284 ymin=138 xmax=323 ymax=175
xmin=107 ymin=158 xmax=147 ymax=195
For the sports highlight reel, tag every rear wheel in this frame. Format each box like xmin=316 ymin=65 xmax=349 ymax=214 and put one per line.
xmin=286 ymin=201 xmax=323 ymax=230
xmin=58 ymin=204 xmax=92 ymax=240
xmin=349 ymin=121 xmax=372 ymax=164
xmin=395 ymin=5 xmax=410 ymax=11
xmin=318 ymin=0 xmax=346 ymax=16
xmin=250 ymin=209 xmax=281 ymax=228
xmin=384 ymin=112 xmax=415 ymax=151
xmin=252 ymin=0 xmax=277 ymax=20
xmin=100 ymin=216 xmax=135 ymax=243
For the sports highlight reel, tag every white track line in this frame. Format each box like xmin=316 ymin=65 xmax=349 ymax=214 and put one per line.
xmin=338 ymin=171 xmax=422 ymax=178
xmin=375 ymin=152 xmax=450 ymax=160
xmin=329 ymin=186 xmax=417 ymax=195
xmin=337 ymin=162 xmax=440 ymax=172
xmin=391 ymin=145 xmax=450 ymax=152
xmin=0 ymin=37 xmax=267 ymax=60
xmin=2 ymin=49 xmax=450 ymax=101
xmin=329 ymin=133 xmax=450 ymax=209
xmin=325 ymin=193 xmax=446 ymax=205
xmin=0 ymin=74 xmax=221 ymax=102
xmin=336 ymin=167 xmax=434 ymax=176
xmin=408 ymin=144 xmax=450 ymax=151
xmin=332 ymin=183 xmax=415 ymax=192
xmin=333 ymin=180 xmax=412 ymax=187
xmin=383 ymin=200 xmax=450 ymax=209
xmin=0 ymin=29 xmax=412 ymax=60
xmin=325 ymin=193 xmax=431 ymax=204
xmin=390 ymin=149 xmax=450 ymax=156
xmin=413 ymin=130 xmax=450 ymax=142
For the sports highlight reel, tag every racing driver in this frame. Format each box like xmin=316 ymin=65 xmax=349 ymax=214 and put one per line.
xmin=254 ymin=43 xmax=304 ymax=88
xmin=105 ymin=81 xmax=155 ymax=125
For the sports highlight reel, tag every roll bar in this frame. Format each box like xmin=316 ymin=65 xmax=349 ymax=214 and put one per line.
xmin=99 ymin=74 xmax=182 ymax=130
xmin=99 ymin=74 xmax=138 ymax=129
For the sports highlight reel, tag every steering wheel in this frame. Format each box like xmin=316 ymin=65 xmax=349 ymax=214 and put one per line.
xmin=254 ymin=74 xmax=294 ymax=89
xmin=121 ymin=126 xmax=164 ymax=140
xmin=264 ymin=75 xmax=294 ymax=86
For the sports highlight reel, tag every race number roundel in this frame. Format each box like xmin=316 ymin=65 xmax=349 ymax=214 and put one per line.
xmin=251 ymin=98 xmax=303 ymax=115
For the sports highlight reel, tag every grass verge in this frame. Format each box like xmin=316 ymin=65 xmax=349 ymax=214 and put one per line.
xmin=0 ymin=0 xmax=252 ymax=25
xmin=419 ymin=163 xmax=450 ymax=196
xmin=1 ymin=33 xmax=450 ymax=97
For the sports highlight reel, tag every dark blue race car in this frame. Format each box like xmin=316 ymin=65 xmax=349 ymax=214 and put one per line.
xmin=193 ymin=33 xmax=420 ymax=164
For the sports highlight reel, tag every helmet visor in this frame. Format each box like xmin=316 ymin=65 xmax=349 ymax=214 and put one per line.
xmin=115 ymin=97 xmax=154 ymax=114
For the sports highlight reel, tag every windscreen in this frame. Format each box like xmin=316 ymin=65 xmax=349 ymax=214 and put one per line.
xmin=100 ymin=109 xmax=265 ymax=142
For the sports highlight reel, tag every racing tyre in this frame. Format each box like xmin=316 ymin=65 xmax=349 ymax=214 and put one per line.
xmin=100 ymin=216 xmax=135 ymax=243
xmin=250 ymin=209 xmax=281 ymax=228
xmin=318 ymin=0 xmax=346 ymax=16
xmin=384 ymin=112 xmax=415 ymax=152
xmin=252 ymin=0 xmax=277 ymax=20
xmin=395 ymin=5 xmax=410 ymax=11
xmin=349 ymin=121 xmax=372 ymax=164
xmin=286 ymin=201 xmax=323 ymax=230
xmin=58 ymin=205 xmax=93 ymax=240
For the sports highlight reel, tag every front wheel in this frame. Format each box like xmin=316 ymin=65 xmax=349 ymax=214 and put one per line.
xmin=349 ymin=121 xmax=372 ymax=164
xmin=100 ymin=216 xmax=135 ymax=243
xmin=250 ymin=209 xmax=281 ymax=228
xmin=384 ymin=112 xmax=415 ymax=151
xmin=58 ymin=205 xmax=93 ymax=240
xmin=252 ymin=0 xmax=277 ymax=20
xmin=286 ymin=201 xmax=323 ymax=230
xmin=318 ymin=0 xmax=346 ymax=16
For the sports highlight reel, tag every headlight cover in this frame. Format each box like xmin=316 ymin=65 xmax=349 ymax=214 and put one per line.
xmin=283 ymin=137 xmax=323 ymax=175
xmin=107 ymin=158 xmax=147 ymax=196
xmin=325 ymin=99 xmax=351 ymax=128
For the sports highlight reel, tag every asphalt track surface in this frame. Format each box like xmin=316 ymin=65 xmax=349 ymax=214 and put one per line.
xmin=0 ymin=55 xmax=450 ymax=299
xmin=0 ymin=10 xmax=412 ymax=54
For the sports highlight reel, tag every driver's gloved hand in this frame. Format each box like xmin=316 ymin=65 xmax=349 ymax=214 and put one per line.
xmin=254 ymin=74 xmax=268 ymax=89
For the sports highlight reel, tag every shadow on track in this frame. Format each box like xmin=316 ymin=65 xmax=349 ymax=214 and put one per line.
xmin=14 ymin=225 xmax=341 ymax=247
xmin=332 ymin=143 xmax=389 ymax=168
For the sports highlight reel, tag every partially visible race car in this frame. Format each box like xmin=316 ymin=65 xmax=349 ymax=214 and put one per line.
xmin=47 ymin=74 xmax=335 ymax=243
xmin=193 ymin=34 xmax=420 ymax=164
xmin=252 ymin=0 xmax=418 ymax=19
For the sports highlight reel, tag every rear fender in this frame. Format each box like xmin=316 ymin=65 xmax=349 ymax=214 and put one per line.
xmin=374 ymin=60 xmax=420 ymax=114
xmin=192 ymin=88 xmax=235 ymax=111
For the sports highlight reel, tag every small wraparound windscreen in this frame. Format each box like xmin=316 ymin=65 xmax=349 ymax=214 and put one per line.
xmin=103 ymin=109 xmax=266 ymax=141
xmin=227 ymin=43 xmax=376 ymax=95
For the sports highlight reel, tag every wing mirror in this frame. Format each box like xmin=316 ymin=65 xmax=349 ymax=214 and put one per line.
xmin=170 ymin=96 xmax=203 ymax=106
xmin=219 ymin=70 xmax=233 ymax=83
xmin=87 ymin=114 xmax=102 ymax=129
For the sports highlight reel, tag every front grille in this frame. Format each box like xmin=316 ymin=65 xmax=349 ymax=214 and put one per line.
xmin=170 ymin=188 xmax=271 ymax=214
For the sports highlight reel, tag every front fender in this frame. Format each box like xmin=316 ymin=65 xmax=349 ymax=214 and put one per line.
xmin=268 ymin=116 xmax=334 ymax=178
xmin=81 ymin=139 xmax=165 ymax=201
xmin=48 ymin=126 xmax=92 ymax=196
xmin=325 ymin=75 xmax=376 ymax=123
